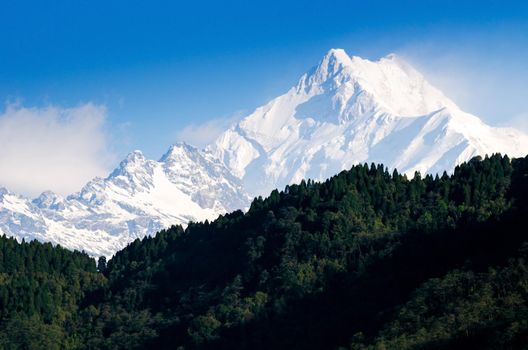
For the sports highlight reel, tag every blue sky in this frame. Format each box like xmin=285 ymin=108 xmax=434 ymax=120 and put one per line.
xmin=1 ymin=0 xmax=528 ymax=195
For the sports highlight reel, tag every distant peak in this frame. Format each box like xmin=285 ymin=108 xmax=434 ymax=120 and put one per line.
xmin=36 ymin=190 xmax=57 ymax=198
xmin=172 ymin=141 xmax=197 ymax=152
xmin=292 ymin=48 xmax=460 ymax=119
xmin=32 ymin=190 xmax=64 ymax=209
xmin=324 ymin=48 xmax=349 ymax=60
xmin=306 ymin=48 xmax=353 ymax=85
xmin=320 ymin=48 xmax=352 ymax=67
xmin=171 ymin=141 xmax=194 ymax=149
xmin=159 ymin=142 xmax=199 ymax=162
xmin=107 ymin=150 xmax=147 ymax=178
xmin=125 ymin=150 xmax=145 ymax=162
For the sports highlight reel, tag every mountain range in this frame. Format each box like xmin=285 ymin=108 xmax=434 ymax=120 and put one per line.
xmin=0 ymin=144 xmax=249 ymax=256
xmin=1 ymin=48 xmax=527 ymax=256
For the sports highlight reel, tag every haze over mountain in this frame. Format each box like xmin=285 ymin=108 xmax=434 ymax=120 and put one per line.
xmin=0 ymin=49 xmax=527 ymax=256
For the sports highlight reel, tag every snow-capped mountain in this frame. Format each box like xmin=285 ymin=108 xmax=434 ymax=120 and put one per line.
xmin=0 ymin=143 xmax=250 ymax=256
xmin=210 ymin=49 xmax=528 ymax=197
xmin=1 ymin=48 xmax=527 ymax=256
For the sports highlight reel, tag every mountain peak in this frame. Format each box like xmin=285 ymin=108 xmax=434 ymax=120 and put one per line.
xmin=311 ymin=48 xmax=353 ymax=83
xmin=159 ymin=142 xmax=199 ymax=163
xmin=120 ymin=150 xmax=147 ymax=168
xmin=297 ymin=50 xmax=458 ymax=118
xmin=108 ymin=150 xmax=149 ymax=179
xmin=32 ymin=191 xmax=64 ymax=210
xmin=324 ymin=48 xmax=350 ymax=62
xmin=212 ymin=48 xmax=528 ymax=197
xmin=126 ymin=150 xmax=145 ymax=162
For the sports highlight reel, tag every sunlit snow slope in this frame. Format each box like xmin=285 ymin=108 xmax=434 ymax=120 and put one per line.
xmin=210 ymin=49 xmax=528 ymax=197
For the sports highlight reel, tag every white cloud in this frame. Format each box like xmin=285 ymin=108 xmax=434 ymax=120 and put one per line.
xmin=0 ymin=103 xmax=115 ymax=197
xmin=175 ymin=111 xmax=246 ymax=147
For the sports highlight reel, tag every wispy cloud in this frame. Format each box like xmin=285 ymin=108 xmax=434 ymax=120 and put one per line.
xmin=394 ymin=30 xmax=528 ymax=129
xmin=0 ymin=102 xmax=115 ymax=197
xmin=175 ymin=110 xmax=246 ymax=147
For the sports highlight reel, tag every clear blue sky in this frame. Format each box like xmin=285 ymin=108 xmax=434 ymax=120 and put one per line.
xmin=1 ymin=0 xmax=528 ymax=183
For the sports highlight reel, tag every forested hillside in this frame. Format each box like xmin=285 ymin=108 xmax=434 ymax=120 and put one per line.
xmin=1 ymin=154 xmax=528 ymax=349
xmin=0 ymin=237 xmax=104 ymax=349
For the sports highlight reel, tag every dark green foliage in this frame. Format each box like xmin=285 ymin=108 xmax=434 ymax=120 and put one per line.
xmin=348 ymin=256 xmax=528 ymax=349
xmin=0 ymin=237 xmax=104 ymax=349
xmin=97 ymin=256 xmax=107 ymax=273
xmin=1 ymin=153 xmax=528 ymax=349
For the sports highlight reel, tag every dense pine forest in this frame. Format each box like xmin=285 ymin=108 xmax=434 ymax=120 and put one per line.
xmin=1 ymin=154 xmax=528 ymax=349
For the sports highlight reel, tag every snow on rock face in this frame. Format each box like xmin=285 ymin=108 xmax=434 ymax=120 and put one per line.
xmin=1 ymin=48 xmax=527 ymax=256
xmin=0 ymin=143 xmax=251 ymax=256
xmin=210 ymin=48 xmax=528 ymax=197
xmin=160 ymin=142 xmax=249 ymax=212
xmin=32 ymin=191 xmax=66 ymax=210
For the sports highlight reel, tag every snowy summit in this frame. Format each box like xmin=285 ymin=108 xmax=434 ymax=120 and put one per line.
xmin=210 ymin=49 xmax=528 ymax=196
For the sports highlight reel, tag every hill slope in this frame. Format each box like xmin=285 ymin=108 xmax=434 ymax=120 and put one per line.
xmin=87 ymin=154 xmax=528 ymax=349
